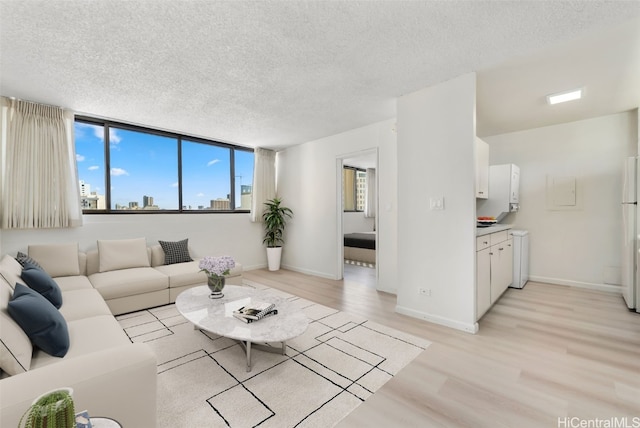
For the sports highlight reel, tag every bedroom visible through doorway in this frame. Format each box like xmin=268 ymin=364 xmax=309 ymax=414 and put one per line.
xmin=339 ymin=149 xmax=378 ymax=288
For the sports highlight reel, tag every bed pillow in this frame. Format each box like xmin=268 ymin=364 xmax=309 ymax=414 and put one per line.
xmin=7 ymin=283 xmax=69 ymax=357
xmin=159 ymin=239 xmax=193 ymax=265
xmin=20 ymin=266 xmax=63 ymax=309
xmin=98 ymin=238 xmax=150 ymax=272
xmin=28 ymin=243 xmax=80 ymax=277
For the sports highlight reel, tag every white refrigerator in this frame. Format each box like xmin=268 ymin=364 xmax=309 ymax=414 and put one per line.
xmin=621 ymin=157 xmax=639 ymax=312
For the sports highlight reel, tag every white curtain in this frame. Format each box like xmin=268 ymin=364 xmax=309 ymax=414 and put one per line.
xmin=364 ymin=168 xmax=376 ymax=219
xmin=0 ymin=97 xmax=83 ymax=229
xmin=250 ymin=147 xmax=276 ymax=222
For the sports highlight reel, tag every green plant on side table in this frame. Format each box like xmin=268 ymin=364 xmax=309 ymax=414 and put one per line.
xmin=262 ymin=197 xmax=293 ymax=271
xmin=20 ymin=388 xmax=75 ymax=428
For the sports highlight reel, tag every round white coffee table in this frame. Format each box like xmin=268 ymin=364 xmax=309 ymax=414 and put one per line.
xmin=175 ymin=285 xmax=309 ymax=371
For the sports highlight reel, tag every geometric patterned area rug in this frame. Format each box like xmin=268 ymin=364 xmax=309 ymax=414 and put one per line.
xmin=116 ymin=280 xmax=430 ymax=428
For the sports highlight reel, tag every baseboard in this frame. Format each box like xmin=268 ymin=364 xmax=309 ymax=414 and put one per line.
xmin=395 ymin=305 xmax=479 ymax=334
xmin=280 ymin=264 xmax=339 ymax=280
xmin=529 ymin=275 xmax=622 ymax=294
xmin=242 ymin=263 xmax=268 ymax=271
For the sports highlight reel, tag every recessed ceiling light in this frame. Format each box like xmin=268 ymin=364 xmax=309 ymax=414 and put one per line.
xmin=547 ymin=88 xmax=583 ymax=105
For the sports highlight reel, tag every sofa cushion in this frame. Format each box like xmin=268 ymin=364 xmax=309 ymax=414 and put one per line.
xmin=0 ymin=278 xmax=32 ymax=375
xmin=7 ymin=283 xmax=69 ymax=357
xmin=20 ymin=266 xmax=63 ymax=309
xmin=53 ymin=275 xmax=93 ymax=293
xmin=98 ymin=238 xmax=150 ymax=273
xmin=89 ymin=267 xmax=168 ymax=300
xmin=154 ymin=260 xmax=207 ymax=288
xmin=15 ymin=251 xmax=43 ymax=271
xmin=28 ymin=243 xmax=80 ymax=277
xmin=154 ymin=260 xmax=242 ymax=288
xmin=59 ymin=289 xmax=113 ymax=322
xmin=0 ymin=255 xmax=23 ymax=291
xmin=30 ymin=315 xmax=130 ymax=370
xmin=159 ymin=239 xmax=193 ymax=265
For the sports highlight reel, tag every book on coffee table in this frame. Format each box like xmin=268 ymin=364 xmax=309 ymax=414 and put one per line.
xmin=234 ymin=301 xmax=276 ymax=320
xmin=233 ymin=309 xmax=278 ymax=323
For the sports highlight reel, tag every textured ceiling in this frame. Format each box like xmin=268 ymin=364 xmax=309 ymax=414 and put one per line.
xmin=1 ymin=1 xmax=639 ymax=150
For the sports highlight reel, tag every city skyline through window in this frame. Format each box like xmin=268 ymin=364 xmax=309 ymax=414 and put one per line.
xmin=75 ymin=119 xmax=254 ymax=211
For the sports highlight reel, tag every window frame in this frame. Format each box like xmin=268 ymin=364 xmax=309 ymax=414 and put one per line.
xmin=343 ymin=165 xmax=366 ymax=213
xmin=75 ymin=116 xmax=254 ymax=214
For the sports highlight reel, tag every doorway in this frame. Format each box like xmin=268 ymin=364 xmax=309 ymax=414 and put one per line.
xmin=337 ymin=148 xmax=379 ymax=288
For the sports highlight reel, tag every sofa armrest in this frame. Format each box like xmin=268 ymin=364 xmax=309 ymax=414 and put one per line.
xmin=0 ymin=343 xmax=156 ymax=427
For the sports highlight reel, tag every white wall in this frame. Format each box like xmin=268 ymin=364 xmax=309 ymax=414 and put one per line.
xmin=343 ymin=212 xmax=375 ymax=234
xmin=0 ymin=213 xmax=266 ymax=270
xmin=395 ymin=73 xmax=478 ymax=333
xmin=276 ymin=119 xmax=398 ymax=293
xmin=486 ymin=111 xmax=638 ymax=291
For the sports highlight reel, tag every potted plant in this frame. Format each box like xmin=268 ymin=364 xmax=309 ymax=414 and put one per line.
xmin=262 ymin=197 xmax=293 ymax=271
xmin=20 ymin=388 xmax=75 ymax=428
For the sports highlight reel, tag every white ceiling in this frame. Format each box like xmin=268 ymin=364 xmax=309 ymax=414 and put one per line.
xmin=1 ymin=1 xmax=639 ymax=150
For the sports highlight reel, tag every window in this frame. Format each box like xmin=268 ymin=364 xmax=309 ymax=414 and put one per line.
xmin=182 ymin=140 xmax=230 ymax=210
xmin=343 ymin=166 xmax=366 ymax=212
xmin=74 ymin=118 xmax=254 ymax=213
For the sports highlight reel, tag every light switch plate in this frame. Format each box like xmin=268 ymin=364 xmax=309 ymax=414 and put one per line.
xmin=429 ymin=197 xmax=444 ymax=210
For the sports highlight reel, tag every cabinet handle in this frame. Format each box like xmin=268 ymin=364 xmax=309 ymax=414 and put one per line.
xmin=489 ymin=253 xmax=493 ymax=255
xmin=499 ymin=247 xmax=504 ymax=251
xmin=483 ymin=241 xmax=488 ymax=245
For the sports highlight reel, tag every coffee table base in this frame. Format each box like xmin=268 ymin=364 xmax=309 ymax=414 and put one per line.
xmin=238 ymin=341 xmax=286 ymax=372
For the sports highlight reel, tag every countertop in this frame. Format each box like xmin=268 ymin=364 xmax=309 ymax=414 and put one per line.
xmin=476 ymin=224 xmax=513 ymax=236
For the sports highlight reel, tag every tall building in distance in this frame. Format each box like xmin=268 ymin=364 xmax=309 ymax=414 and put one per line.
xmin=143 ymin=195 xmax=154 ymax=207
xmin=240 ymin=185 xmax=252 ymax=210
xmin=79 ymin=180 xmax=90 ymax=197
xmin=356 ymin=170 xmax=367 ymax=211
xmin=210 ymin=198 xmax=230 ymax=210
xmin=129 ymin=201 xmax=139 ymax=209
xmin=79 ymin=180 xmax=105 ymax=209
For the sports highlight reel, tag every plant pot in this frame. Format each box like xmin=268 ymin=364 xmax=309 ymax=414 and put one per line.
xmin=266 ymin=247 xmax=282 ymax=271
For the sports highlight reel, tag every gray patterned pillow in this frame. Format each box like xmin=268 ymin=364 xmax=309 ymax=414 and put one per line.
xmin=159 ymin=239 xmax=193 ymax=265
xmin=15 ymin=252 xmax=43 ymax=271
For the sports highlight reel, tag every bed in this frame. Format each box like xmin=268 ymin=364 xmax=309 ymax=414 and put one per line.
xmin=343 ymin=232 xmax=376 ymax=264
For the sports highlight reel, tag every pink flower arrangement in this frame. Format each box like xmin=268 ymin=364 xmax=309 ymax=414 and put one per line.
xmin=199 ymin=256 xmax=235 ymax=277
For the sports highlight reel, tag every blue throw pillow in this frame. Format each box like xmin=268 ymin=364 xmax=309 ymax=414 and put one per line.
xmin=7 ymin=283 xmax=70 ymax=357
xmin=21 ymin=266 xmax=63 ymax=309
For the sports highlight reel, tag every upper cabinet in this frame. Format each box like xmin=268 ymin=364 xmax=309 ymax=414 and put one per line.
xmin=475 ymin=137 xmax=489 ymax=199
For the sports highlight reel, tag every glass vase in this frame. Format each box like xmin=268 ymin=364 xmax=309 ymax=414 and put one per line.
xmin=207 ymin=275 xmax=225 ymax=299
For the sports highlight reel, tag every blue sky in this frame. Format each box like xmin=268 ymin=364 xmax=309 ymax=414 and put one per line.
xmin=74 ymin=122 xmax=254 ymax=209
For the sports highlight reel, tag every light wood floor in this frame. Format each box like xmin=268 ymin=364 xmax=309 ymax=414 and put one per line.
xmin=243 ymin=268 xmax=640 ymax=428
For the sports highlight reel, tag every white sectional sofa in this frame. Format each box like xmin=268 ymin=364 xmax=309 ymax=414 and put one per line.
xmin=0 ymin=238 xmax=243 ymax=427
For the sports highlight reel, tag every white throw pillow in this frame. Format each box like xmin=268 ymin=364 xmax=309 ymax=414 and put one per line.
xmin=0 ymin=277 xmax=32 ymax=375
xmin=98 ymin=238 xmax=150 ymax=273
xmin=28 ymin=243 xmax=80 ymax=278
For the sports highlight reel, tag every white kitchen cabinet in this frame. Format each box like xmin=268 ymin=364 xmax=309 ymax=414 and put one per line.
xmin=476 ymin=230 xmax=513 ymax=320
xmin=490 ymin=235 xmax=513 ymax=304
xmin=477 ymin=164 xmax=520 ymax=218
xmin=476 ymin=244 xmax=491 ymax=318
xmin=475 ymin=137 xmax=489 ymax=199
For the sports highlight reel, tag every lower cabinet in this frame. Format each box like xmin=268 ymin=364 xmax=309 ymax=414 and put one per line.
xmin=476 ymin=247 xmax=491 ymax=317
xmin=476 ymin=231 xmax=513 ymax=320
